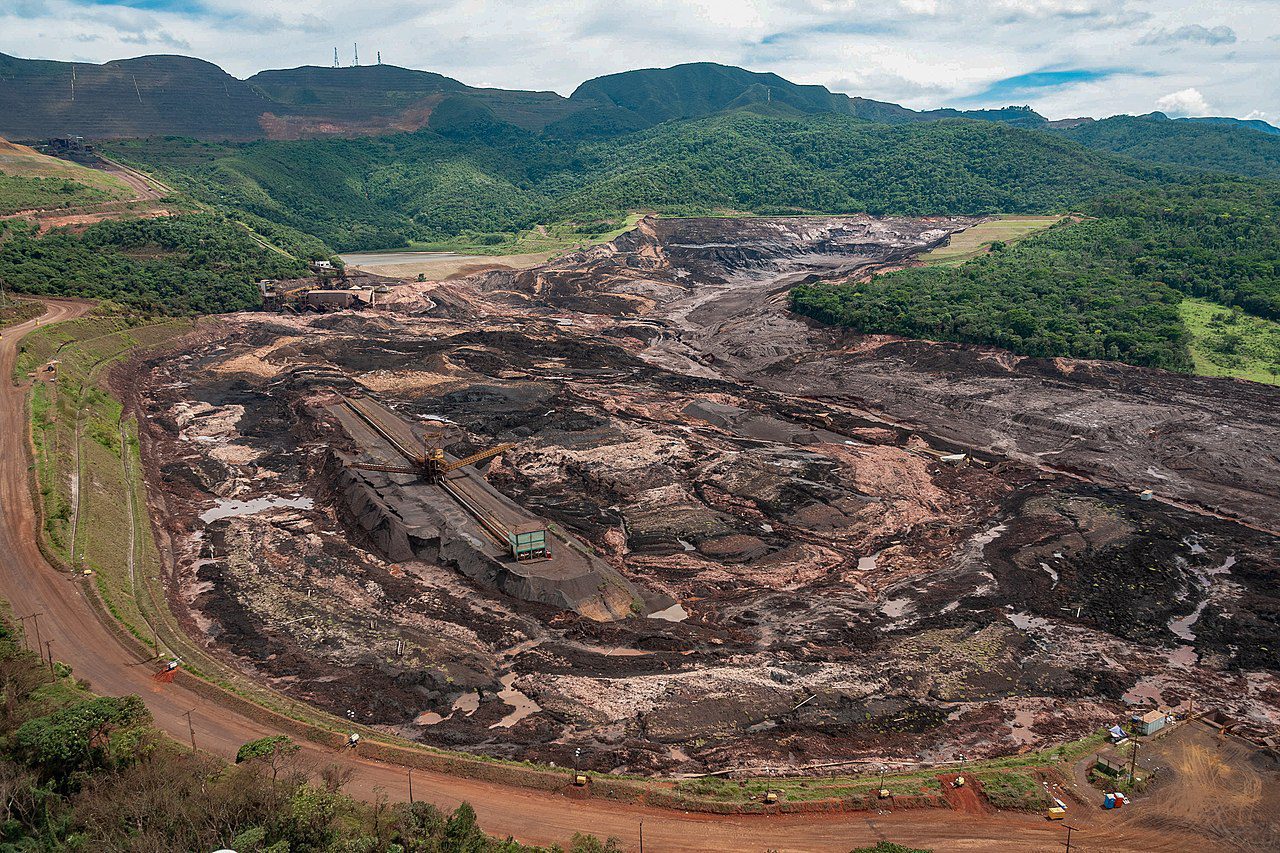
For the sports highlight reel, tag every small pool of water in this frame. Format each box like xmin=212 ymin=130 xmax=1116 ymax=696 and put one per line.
xmin=199 ymin=495 xmax=312 ymax=524
xmin=648 ymin=602 xmax=689 ymax=622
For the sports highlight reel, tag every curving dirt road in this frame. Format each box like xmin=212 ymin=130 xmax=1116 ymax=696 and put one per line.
xmin=0 ymin=301 xmax=1211 ymax=852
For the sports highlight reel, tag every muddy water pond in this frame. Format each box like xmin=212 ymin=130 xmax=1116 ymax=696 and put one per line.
xmin=199 ymin=495 xmax=313 ymax=524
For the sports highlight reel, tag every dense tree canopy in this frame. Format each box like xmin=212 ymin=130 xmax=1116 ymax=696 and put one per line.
xmin=791 ymin=182 xmax=1280 ymax=371
xmin=0 ymin=214 xmax=310 ymax=313
xmin=105 ymin=113 xmax=1180 ymax=252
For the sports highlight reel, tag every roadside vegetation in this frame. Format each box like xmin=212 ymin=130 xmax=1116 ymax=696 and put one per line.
xmin=0 ymin=610 xmax=624 ymax=851
xmin=0 ymin=296 xmax=43 ymax=329
xmin=16 ymin=314 xmax=192 ymax=649
xmin=0 ymin=137 xmax=131 ymax=214
xmin=0 ymin=174 xmax=116 ymax=215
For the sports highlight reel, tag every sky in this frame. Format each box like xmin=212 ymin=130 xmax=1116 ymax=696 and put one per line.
xmin=3 ymin=0 xmax=1278 ymax=122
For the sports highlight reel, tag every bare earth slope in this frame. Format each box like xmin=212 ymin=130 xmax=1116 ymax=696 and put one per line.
xmin=5 ymin=303 xmax=1214 ymax=853
xmin=119 ymin=216 xmax=1279 ymax=791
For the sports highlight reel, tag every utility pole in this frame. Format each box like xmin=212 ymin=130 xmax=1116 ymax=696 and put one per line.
xmin=1063 ymin=824 xmax=1077 ymax=852
xmin=1129 ymin=737 xmax=1139 ymax=786
xmin=43 ymin=640 xmax=54 ymax=678
xmin=408 ymin=768 xmax=414 ymax=803
xmin=21 ymin=612 xmax=44 ymax=657
xmin=183 ymin=709 xmax=196 ymax=751
xmin=639 ymin=819 xmax=644 ymax=853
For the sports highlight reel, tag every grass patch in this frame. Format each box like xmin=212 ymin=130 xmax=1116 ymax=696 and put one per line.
xmin=1180 ymin=297 xmax=1280 ymax=384
xmin=0 ymin=140 xmax=130 ymax=215
xmin=0 ymin=298 xmax=42 ymax=330
xmin=974 ymin=770 xmax=1047 ymax=811
xmin=18 ymin=314 xmax=191 ymax=643
xmin=918 ymin=215 xmax=1065 ymax=266
xmin=399 ymin=212 xmax=645 ymax=257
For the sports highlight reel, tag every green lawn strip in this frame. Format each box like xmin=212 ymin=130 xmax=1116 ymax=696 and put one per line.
xmin=918 ymin=215 xmax=1064 ymax=267
xmin=20 ymin=316 xmax=191 ymax=643
xmin=1180 ymin=297 xmax=1280 ymax=384
xmin=406 ymin=212 xmax=646 ymax=257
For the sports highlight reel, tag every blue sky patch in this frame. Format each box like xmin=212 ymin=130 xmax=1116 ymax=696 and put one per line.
xmin=960 ymin=68 xmax=1129 ymax=105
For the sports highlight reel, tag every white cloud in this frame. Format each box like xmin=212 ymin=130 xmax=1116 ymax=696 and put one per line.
xmin=1244 ymin=109 xmax=1269 ymax=120
xmin=1156 ymin=87 xmax=1212 ymax=117
xmin=1138 ymin=24 xmax=1236 ymax=46
xmin=0 ymin=0 xmax=1277 ymax=121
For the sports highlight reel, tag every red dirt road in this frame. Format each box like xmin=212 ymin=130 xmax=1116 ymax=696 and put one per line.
xmin=0 ymin=301 xmax=1213 ymax=851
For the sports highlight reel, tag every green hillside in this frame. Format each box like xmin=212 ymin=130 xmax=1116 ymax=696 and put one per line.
xmin=0 ymin=214 xmax=310 ymax=312
xmin=0 ymin=136 xmax=130 ymax=213
xmin=792 ymin=181 xmax=1280 ymax=373
xmin=1061 ymin=114 xmax=1280 ymax=181
xmin=104 ymin=113 xmax=1181 ymax=252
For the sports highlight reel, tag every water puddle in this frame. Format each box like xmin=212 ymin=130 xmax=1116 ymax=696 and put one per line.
xmin=1009 ymin=707 xmax=1038 ymax=745
xmin=1006 ymin=611 xmax=1053 ymax=632
xmin=418 ymin=688 xmax=482 ymax=727
xmin=199 ymin=495 xmax=312 ymax=524
xmin=857 ymin=549 xmax=883 ymax=572
xmin=489 ymin=673 xmax=541 ymax=729
xmin=649 ymin=602 xmax=689 ymax=623
xmin=1164 ymin=555 xmax=1234 ymax=644
xmin=1122 ymin=677 xmax=1165 ymax=706
xmin=1169 ymin=601 xmax=1208 ymax=642
xmin=880 ymin=597 xmax=913 ymax=619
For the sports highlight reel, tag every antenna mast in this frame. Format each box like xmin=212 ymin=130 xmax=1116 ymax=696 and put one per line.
xmin=333 ymin=47 xmax=339 ymax=68
xmin=377 ymin=51 xmax=382 ymax=65
xmin=353 ymin=43 xmax=359 ymax=67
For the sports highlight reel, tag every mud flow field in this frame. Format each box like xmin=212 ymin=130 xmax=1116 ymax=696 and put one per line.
xmin=120 ymin=215 xmax=1280 ymax=775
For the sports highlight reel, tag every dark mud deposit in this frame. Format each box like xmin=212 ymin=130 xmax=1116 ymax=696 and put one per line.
xmin=128 ymin=215 xmax=1280 ymax=775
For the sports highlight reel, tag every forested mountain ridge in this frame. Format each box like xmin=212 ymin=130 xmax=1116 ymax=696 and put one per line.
xmin=1059 ymin=113 xmax=1280 ymax=181
xmin=103 ymin=112 xmax=1182 ymax=252
xmin=6 ymin=50 xmax=1274 ymax=153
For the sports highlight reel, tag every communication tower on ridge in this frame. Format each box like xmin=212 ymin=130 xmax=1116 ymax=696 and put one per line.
xmin=332 ymin=47 xmax=339 ymax=68
xmin=353 ymin=43 xmax=360 ymax=66
xmin=377 ymin=51 xmax=382 ymax=65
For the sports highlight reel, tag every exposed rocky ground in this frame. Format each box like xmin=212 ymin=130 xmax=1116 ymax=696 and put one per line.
xmin=125 ymin=215 xmax=1280 ymax=775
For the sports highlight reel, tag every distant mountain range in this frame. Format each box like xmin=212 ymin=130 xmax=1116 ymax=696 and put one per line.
xmin=4 ymin=52 xmax=1274 ymax=144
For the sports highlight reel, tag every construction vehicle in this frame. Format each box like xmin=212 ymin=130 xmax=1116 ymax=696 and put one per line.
xmin=338 ymin=393 xmax=549 ymax=561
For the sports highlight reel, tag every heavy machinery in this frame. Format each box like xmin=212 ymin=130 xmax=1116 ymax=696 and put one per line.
xmin=340 ymin=393 xmax=513 ymax=483
xmin=338 ymin=393 xmax=549 ymax=561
